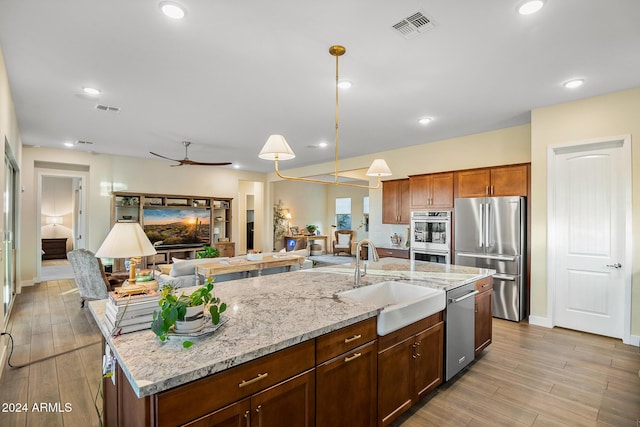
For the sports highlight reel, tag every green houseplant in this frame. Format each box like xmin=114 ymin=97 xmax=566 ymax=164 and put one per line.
xmin=151 ymin=278 xmax=227 ymax=347
xmin=305 ymin=224 xmax=318 ymax=235
xmin=197 ymin=245 xmax=220 ymax=259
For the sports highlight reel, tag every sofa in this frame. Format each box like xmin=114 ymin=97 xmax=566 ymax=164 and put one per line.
xmin=155 ymin=249 xmax=312 ymax=289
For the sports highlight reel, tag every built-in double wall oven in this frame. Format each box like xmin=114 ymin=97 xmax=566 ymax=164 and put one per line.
xmin=410 ymin=211 xmax=452 ymax=264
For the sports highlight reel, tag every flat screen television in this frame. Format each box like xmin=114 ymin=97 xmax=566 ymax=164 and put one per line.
xmin=142 ymin=207 xmax=211 ymax=248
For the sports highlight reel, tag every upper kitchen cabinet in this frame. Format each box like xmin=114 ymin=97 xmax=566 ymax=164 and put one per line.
xmin=456 ymin=164 xmax=529 ymax=198
xmin=382 ymin=179 xmax=410 ymax=224
xmin=409 ymin=172 xmax=454 ymax=210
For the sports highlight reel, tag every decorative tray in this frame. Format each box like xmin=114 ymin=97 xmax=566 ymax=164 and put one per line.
xmin=168 ymin=315 xmax=229 ymax=338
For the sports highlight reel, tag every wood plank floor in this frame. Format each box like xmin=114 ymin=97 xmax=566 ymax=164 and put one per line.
xmin=1 ymin=275 xmax=638 ymax=426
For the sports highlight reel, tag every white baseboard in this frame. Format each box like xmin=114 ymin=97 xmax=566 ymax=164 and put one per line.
xmin=528 ymin=315 xmax=553 ymax=328
xmin=20 ymin=279 xmax=36 ymax=287
xmin=624 ymin=334 xmax=640 ymax=347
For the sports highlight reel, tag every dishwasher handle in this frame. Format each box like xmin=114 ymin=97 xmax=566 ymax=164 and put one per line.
xmin=448 ymin=290 xmax=479 ymax=304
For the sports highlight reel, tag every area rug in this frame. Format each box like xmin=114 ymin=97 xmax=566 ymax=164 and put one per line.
xmin=41 ymin=262 xmax=75 ymax=281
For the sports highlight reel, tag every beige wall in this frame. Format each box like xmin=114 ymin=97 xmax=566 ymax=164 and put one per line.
xmin=20 ymin=147 xmax=267 ymax=284
xmin=530 ymin=87 xmax=640 ymax=338
xmin=268 ymin=124 xmax=532 ymax=249
xmin=0 ymin=46 xmax=23 ymax=370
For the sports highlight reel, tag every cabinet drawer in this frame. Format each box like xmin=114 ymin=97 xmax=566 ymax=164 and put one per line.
xmin=156 ymin=340 xmax=315 ymax=426
xmin=378 ymin=248 xmax=410 ymax=259
xmin=475 ymin=276 xmax=493 ymax=293
xmin=316 ymin=318 xmax=377 ymax=364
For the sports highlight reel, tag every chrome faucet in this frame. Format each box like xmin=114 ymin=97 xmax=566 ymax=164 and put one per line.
xmin=355 ymin=239 xmax=379 ymax=286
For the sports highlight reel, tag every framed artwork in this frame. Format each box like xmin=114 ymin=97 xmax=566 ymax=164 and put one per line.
xmin=290 ymin=226 xmax=300 ymax=235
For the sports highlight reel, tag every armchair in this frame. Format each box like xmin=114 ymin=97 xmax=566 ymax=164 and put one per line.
xmin=67 ymin=249 xmax=114 ymax=307
xmin=333 ymin=230 xmax=355 ymax=256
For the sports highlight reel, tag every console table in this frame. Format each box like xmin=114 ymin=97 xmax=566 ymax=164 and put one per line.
xmin=195 ymin=255 xmax=305 ymax=278
xmin=42 ymin=238 xmax=68 ymax=260
xmin=284 ymin=235 xmax=329 ymax=255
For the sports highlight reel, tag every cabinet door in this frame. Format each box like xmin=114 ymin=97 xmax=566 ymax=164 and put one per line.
xmin=382 ymin=180 xmax=400 ymax=224
xmin=398 ymin=179 xmax=410 ymax=224
xmin=414 ymin=321 xmax=444 ymax=400
xmin=251 ymin=369 xmax=315 ymax=427
xmin=316 ymin=341 xmax=377 ymax=427
xmin=184 ymin=398 xmax=251 ymax=427
xmin=490 ymin=164 xmax=528 ymax=196
xmin=429 ymin=173 xmax=454 ymax=208
xmin=378 ymin=336 xmax=414 ymax=427
xmin=475 ymin=289 xmax=493 ymax=355
xmin=456 ymin=168 xmax=491 ymax=198
xmin=409 ymin=175 xmax=431 ymax=210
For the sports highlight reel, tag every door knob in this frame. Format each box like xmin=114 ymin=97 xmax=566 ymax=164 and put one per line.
xmin=606 ymin=263 xmax=622 ymax=269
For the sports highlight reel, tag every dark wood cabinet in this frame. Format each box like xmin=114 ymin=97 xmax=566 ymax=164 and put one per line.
xmin=41 ymin=238 xmax=67 ymax=260
xmin=377 ymin=247 xmax=410 ymax=259
xmin=474 ymin=276 xmax=493 ymax=356
xmin=382 ymin=179 xmax=410 ymax=224
xmin=186 ymin=370 xmax=314 ymax=427
xmin=377 ymin=313 xmax=444 ymax=427
xmin=409 ymin=172 xmax=454 ymax=210
xmin=456 ymin=164 xmax=528 ymax=198
xmin=316 ymin=341 xmax=377 ymax=427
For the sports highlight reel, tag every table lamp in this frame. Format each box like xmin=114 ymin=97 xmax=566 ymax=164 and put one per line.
xmin=95 ymin=222 xmax=157 ymax=284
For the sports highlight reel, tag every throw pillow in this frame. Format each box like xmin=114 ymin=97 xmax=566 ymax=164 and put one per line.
xmin=169 ymin=257 xmax=228 ymax=277
xmin=337 ymin=233 xmax=351 ymax=246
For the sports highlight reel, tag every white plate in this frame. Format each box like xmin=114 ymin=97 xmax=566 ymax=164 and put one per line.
xmin=168 ymin=315 xmax=229 ymax=338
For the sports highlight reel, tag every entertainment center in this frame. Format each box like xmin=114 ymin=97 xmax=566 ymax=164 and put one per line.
xmin=110 ymin=192 xmax=234 ymax=270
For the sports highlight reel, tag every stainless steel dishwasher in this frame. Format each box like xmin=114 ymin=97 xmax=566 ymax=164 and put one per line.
xmin=445 ymin=283 xmax=478 ymax=380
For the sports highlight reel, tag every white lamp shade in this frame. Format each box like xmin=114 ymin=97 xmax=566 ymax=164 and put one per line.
xmin=213 ymin=227 xmax=221 ymax=234
xmin=258 ymin=135 xmax=296 ymax=161
xmin=95 ymin=222 xmax=157 ymax=258
xmin=366 ymin=159 xmax=393 ymax=177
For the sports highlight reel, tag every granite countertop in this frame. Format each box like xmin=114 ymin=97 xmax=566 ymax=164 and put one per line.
xmin=88 ymin=258 xmax=493 ymax=398
xmin=313 ymin=257 xmax=495 ymax=291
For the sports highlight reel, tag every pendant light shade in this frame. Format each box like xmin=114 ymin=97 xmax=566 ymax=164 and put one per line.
xmin=366 ymin=159 xmax=393 ymax=177
xmin=258 ymin=135 xmax=296 ymax=161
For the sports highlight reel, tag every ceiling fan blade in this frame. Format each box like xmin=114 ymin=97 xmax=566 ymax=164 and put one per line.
xmin=150 ymin=151 xmax=180 ymax=162
xmin=180 ymin=159 xmax=232 ymax=166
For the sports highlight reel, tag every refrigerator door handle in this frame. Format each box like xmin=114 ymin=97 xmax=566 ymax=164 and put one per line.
xmin=485 ymin=203 xmax=491 ymax=248
xmin=493 ymin=274 xmax=516 ymax=281
xmin=479 ymin=203 xmax=484 ymax=247
xmin=456 ymin=253 xmax=517 ymax=262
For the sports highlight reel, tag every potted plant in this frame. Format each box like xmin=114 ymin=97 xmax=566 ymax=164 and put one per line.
xmin=305 ymin=224 xmax=318 ymax=235
xmin=197 ymin=245 xmax=220 ymax=259
xmin=151 ymin=278 xmax=227 ymax=347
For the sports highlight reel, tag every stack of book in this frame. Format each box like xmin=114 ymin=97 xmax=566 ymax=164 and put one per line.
xmin=104 ymin=290 xmax=161 ymax=335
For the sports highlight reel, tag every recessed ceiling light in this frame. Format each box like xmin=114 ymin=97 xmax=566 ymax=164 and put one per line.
xmin=517 ymin=0 xmax=545 ymax=15
xmin=318 ymin=142 xmax=328 ymax=148
xmin=233 ymin=164 xmax=240 ymax=169
xmin=563 ymin=79 xmax=584 ymax=89
xmin=419 ymin=117 xmax=433 ymax=125
xmin=63 ymin=142 xmax=74 ymax=147
xmin=160 ymin=2 xmax=186 ymax=19
xmin=337 ymin=80 xmax=352 ymax=89
xmin=83 ymin=87 xmax=101 ymax=95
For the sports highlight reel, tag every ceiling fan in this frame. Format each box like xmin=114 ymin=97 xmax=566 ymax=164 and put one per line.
xmin=150 ymin=141 xmax=232 ymax=167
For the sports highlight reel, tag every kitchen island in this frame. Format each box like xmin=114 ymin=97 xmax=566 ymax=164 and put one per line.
xmin=89 ymin=258 xmax=494 ymax=426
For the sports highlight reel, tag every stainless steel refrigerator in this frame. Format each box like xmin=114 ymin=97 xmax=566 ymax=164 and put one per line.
xmin=454 ymin=196 xmax=526 ymax=321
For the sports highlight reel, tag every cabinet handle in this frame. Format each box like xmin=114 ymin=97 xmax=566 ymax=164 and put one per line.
xmin=491 ymin=185 xmax=494 ymax=195
xmin=485 ymin=185 xmax=489 ymax=195
xmin=344 ymin=334 xmax=362 ymax=344
xmin=244 ymin=410 xmax=250 ymax=427
xmin=256 ymin=405 xmax=262 ymax=427
xmin=239 ymin=372 xmax=268 ymax=388
xmin=344 ymin=352 xmax=362 ymax=363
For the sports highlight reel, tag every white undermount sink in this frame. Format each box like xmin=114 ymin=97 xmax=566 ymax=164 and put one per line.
xmin=337 ymin=281 xmax=446 ymax=336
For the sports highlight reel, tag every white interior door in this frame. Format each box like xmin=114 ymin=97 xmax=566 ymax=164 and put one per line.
xmin=552 ymin=140 xmax=628 ymax=338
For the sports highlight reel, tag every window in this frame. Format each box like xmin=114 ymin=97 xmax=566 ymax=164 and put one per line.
xmin=335 ymin=197 xmax=351 ymax=230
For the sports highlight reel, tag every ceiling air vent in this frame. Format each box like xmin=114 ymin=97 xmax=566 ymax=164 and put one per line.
xmin=95 ymin=104 xmax=121 ymax=113
xmin=76 ymin=140 xmax=93 ymax=145
xmin=392 ymin=10 xmax=435 ymax=39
